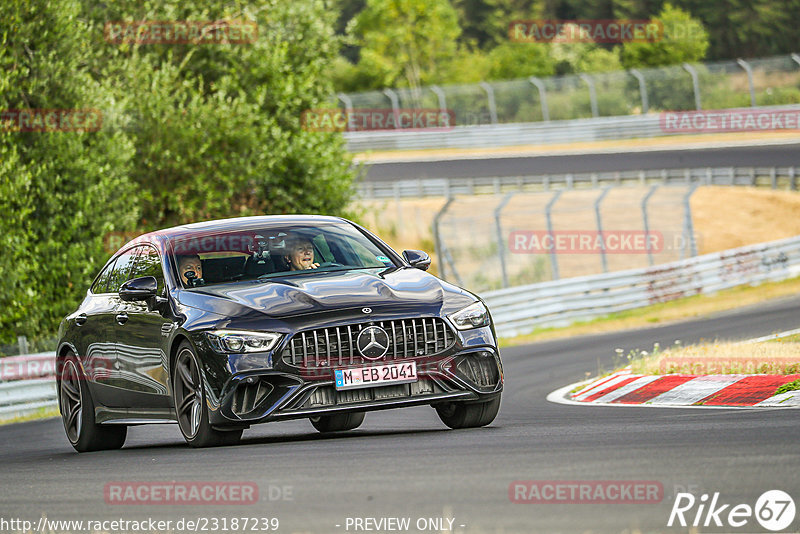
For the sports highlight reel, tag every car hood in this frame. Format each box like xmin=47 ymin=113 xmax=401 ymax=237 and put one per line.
xmin=176 ymin=267 xmax=475 ymax=319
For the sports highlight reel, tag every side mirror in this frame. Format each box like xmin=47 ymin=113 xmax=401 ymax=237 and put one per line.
xmin=119 ymin=276 xmax=158 ymax=302
xmin=402 ymin=250 xmax=431 ymax=271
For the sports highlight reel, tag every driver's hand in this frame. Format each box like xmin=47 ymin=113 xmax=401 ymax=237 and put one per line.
xmin=309 ymin=263 xmax=320 ymax=269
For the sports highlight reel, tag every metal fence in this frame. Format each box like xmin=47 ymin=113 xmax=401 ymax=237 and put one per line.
xmin=483 ymin=234 xmax=800 ymax=338
xmin=432 ymin=184 xmax=699 ymax=292
xmin=341 ymin=54 xmax=800 ymax=127
xmin=364 ymin=167 xmax=799 ymax=293
xmin=341 ymin=54 xmax=800 ymax=151
xmin=358 ymin=166 xmax=800 ymax=199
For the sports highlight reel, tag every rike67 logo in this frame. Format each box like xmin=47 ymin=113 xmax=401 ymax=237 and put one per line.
xmin=668 ymin=490 xmax=795 ymax=531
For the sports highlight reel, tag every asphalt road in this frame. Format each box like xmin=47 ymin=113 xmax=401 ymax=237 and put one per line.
xmin=363 ymin=143 xmax=800 ymax=181
xmin=2 ymin=296 xmax=800 ymax=533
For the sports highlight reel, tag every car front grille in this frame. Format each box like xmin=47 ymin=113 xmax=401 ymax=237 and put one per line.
xmin=281 ymin=317 xmax=456 ymax=369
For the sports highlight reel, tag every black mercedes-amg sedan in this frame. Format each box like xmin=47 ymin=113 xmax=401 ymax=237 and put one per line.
xmin=56 ymin=215 xmax=503 ymax=451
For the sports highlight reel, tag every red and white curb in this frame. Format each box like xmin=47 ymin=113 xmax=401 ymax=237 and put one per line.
xmin=548 ymin=368 xmax=800 ymax=409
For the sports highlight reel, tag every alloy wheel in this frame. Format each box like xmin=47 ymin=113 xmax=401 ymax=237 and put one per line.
xmin=60 ymin=359 xmax=83 ymax=443
xmin=175 ymin=348 xmax=202 ymax=438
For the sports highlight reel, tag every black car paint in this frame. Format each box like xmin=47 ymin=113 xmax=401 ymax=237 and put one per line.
xmin=58 ymin=215 xmax=503 ymax=429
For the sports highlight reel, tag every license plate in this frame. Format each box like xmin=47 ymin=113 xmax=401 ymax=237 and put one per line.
xmin=334 ymin=361 xmax=417 ymax=391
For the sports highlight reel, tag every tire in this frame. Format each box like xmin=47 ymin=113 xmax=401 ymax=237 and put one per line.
xmin=58 ymin=353 xmax=127 ymax=452
xmin=173 ymin=341 xmax=242 ymax=448
xmin=309 ymin=411 xmax=365 ymax=432
xmin=435 ymin=395 xmax=501 ymax=429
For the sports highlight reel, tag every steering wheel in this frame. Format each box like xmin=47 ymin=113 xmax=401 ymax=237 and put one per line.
xmin=316 ymin=262 xmax=343 ymax=268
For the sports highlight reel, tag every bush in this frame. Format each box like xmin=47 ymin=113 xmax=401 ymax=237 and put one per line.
xmin=0 ymin=0 xmax=356 ymax=344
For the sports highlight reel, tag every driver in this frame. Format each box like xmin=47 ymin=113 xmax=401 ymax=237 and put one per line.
xmin=283 ymin=236 xmax=320 ymax=271
xmin=177 ymin=254 xmax=203 ymax=285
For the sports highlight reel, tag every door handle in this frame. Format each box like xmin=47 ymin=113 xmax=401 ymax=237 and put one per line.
xmin=75 ymin=314 xmax=88 ymax=326
xmin=116 ymin=312 xmax=129 ymax=325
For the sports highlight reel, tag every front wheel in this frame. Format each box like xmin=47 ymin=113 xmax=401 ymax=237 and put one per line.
xmin=309 ymin=412 xmax=365 ymax=432
xmin=435 ymin=395 xmax=501 ymax=429
xmin=58 ymin=353 xmax=127 ymax=452
xmin=173 ymin=342 xmax=242 ymax=448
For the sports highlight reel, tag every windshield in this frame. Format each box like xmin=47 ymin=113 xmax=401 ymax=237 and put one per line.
xmin=169 ymin=222 xmax=396 ymax=288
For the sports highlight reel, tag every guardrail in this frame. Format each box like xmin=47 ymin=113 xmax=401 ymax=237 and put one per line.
xmin=481 ymin=235 xmax=800 ymax=338
xmin=2 ymin=234 xmax=799 ymax=417
xmin=357 ymin=166 xmax=799 ymax=198
xmin=0 ymin=353 xmax=57 ymax=420
xmin=344 ymin=104 xmax=800 ymax=153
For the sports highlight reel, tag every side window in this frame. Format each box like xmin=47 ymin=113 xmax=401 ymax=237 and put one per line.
xmin=91 ymin=258 xmax=117 ymax=294
xmin=107 ymin=247 xmax=140 ymax=294
xmin=129 ymin=246 xmax=165 ymax=294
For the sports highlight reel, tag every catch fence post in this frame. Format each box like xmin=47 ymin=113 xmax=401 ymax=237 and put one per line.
xmin=545 ymin=190 xmax=563 ymax=280
xmin=642 ymin=186 xmax=659 ymax=266
xmin=494 ymin=193 xmax=515 ymax=288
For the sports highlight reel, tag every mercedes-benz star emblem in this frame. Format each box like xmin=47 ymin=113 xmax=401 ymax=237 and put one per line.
xmin=356 ymin=326 xmax=390 ymax=360
xmin=361 ymin=307 xmax=372 ymax=314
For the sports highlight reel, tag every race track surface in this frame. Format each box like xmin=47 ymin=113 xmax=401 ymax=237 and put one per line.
xmin=363 ymin=143 xmax=800 ymax=182
xmin=1 ymin=296 xmax=799 ymax=533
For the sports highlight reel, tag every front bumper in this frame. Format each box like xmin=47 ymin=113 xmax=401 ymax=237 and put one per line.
xmin=207 ymin=347 xmax=503 ymax=427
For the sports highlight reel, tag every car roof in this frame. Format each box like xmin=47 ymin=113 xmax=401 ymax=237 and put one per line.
xmin=130 ymin=215 xmax=349 ymax=243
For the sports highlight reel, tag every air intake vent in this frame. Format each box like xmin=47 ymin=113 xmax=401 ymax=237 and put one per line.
xmin=231 ymin=378 xmax=274 ymax=416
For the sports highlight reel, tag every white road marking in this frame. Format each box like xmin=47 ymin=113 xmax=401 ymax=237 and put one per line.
xmin=756 ymin=391 xmax=800 ymax=406
xmin=646 ymin=375 xmax=745 ymax=405
xmin=572 ymin=372 xmax=632 ymax=401
xmin=591 ymin=375 xmax=661 ymax=403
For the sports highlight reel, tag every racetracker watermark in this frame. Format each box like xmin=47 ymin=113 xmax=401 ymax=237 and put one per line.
xmin=104 ymin=231 xmax=144 ymax=254
xmin=509 ymin=230 xmax=665 ymax=254
xmin=510 ymin=480 xmax=663 ymax=503
xmin=661 ymin=109 xmax=800 ymax=133
xmin=301 ymin=108 xmax=456 ymax=132
xmin=0 ymin=109 xmax=102 ymax=132
xmin=509 ymin=20 xmax=664 ymax=43
xmin=104 ymin=482 xmax=261 ymax=505
xmin=2 ymin=354 xmax=113 ymax=381
xmin=104 ymin=20 xmax=258 ymax=45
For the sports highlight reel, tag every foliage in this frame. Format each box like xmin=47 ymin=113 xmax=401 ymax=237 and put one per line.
xmin=775 ymin=379 xmax=800 ymax=396
xmin=0 ymin=0 xmax=355 ymax=344
xmin=349 ymin=0 xmax=462 ymax=91
xmin=485 ymin=42 xmax=555 ymax=80
xmin=89 ymin=0 xmax=355 ymax=228
xmin=671 ymin=0 xmax=800 ymax=61
xmin=452 ymin=0 xmax=541 ymax=49
xmin=620 ymin=3 xmax=709 ymax=69
xmin=0 ymin=0 xmax=138 ymax=344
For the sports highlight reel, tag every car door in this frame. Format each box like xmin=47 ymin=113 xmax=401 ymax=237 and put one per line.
xmin=87 ymin=248 xmax=137 ymax=407
xmin=75 ymin=257 xmax=118 ymax=403
xmin=113 ymin=245 xmax=173 ymax=409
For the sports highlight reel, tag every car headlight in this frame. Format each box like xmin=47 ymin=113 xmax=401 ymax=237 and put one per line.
xmin=205 ymin=330 xmax=282 ymax=353
xmin=448 ymin=301 xmax=490 ymax=330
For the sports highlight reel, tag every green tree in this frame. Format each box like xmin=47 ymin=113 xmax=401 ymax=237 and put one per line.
xmin=619 ymin=3 xmax=709 ymax=68
xmin=349 ymin=0 xmax=462 ymax=91
xmin=0 ymin=0 xmax=357 ymax=345
xmin=88 ymin=0 xmax=356 ymax=228
xmin=485 ymin=42 xmax=555 ymax=80
xmin=453 ymin=0 xmax=543 ymax=49
xmin=0 ymin=0 xmax=137 ymax=345
xmin=671 ymin=0 xmax=800 ymax=60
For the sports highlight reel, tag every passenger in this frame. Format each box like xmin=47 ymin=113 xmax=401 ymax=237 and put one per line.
xmin=177 ymin=254 xmax=203 ymax=285
xmin=283 ymin=236 xmax=320 ymax=271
